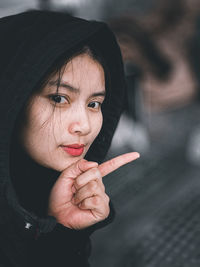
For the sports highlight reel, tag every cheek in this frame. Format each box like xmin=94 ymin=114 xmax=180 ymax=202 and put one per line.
xmin=20 ymin=99 xmax=55 ymax=149
xmin=91 ymin=113 xmax=103 ymax=140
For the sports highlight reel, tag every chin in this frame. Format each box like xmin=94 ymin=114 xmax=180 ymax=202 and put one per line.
xmin=40 ymin=147 xmax=89 ymax=172
xmin=51 ymin=155 xmax=86 ymax=172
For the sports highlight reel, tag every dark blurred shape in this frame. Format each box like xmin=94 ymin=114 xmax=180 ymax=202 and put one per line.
xmin=108 ymin=0 xmax=200 ymax=113
xmin=101 ymin=0 xmax=157 ymax=20
xmin=90 ymin=1 xmax=200 ymax=267
xmin=38 ymin=0 xmax=51 ymax=10
xmin=109 ymin=16 xmax=172 ymax=82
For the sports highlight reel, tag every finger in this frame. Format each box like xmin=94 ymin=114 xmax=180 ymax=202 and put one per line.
xmin=79 ymin=195 xmax=110 ymax=219
xmin=99 ymin=152 xmax=140 ymax=177
xmin=74 ymin=167 xmax=102 ymax=190
xmin=61 ymin=159 xmax=98 ymax=180
xmin=73 ymin=180 xmax=104 ymax=205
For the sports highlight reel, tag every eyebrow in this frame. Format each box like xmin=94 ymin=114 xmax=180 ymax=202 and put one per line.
xmin=48 ymin=80 xmax=106 ymax=97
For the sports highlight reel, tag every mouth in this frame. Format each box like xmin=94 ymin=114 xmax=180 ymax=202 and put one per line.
xmin=61 ymin=144 xmax=85 ymax=157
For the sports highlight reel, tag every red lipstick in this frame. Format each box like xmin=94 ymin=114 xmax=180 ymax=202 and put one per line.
xmin=61 ymin=144 xmax=85 ymax=156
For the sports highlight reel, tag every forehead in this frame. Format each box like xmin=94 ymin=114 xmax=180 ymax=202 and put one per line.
xmin=63 ymin=53 xmax=105 ymax=84
xmin=42 ymin=53 xmax=106 ymax=96
xmin=40 ymin=54 xmax=106 ymax=96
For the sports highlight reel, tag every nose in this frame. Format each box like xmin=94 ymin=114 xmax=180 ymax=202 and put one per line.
xmin=68 ymin=107 xmax=91 ymax=136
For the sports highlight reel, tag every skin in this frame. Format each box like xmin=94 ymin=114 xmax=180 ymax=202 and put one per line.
xmin=48 ymin=153 xmax=139 ymax=229
xmin=21 ymin=54 xmax=105 ymax=171
xmin=20 ymin=53 xmax=140 ymax=229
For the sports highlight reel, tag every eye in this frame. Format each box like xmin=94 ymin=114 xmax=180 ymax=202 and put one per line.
xmin=88 ymin=101 xmax=101 ymax=110
xmin=49 ymin=94 xmax=68 ymax=104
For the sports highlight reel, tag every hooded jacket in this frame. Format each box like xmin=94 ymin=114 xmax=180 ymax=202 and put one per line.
xmin=0 ymin=10 xmax=126 ymax=267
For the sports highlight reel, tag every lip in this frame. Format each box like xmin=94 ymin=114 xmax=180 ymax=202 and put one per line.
xmin=61 ymin=144 xmax=85 ymax=156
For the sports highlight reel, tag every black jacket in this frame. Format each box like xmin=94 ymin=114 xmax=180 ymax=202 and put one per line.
xmin=0 ymin=10 xmax=126 ymax=267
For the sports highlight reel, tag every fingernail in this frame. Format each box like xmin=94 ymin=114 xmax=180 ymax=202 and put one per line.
xmin=127 ymin=152 xmax=140 ymax=160
xmin=135 ymin=152 xmax=140 ymax=158
xmin=87 ymin=161 xmax=98 ymax=168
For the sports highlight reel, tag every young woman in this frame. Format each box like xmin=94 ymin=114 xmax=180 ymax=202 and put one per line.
xmin=0 ymin=10 xmax=139 ymax=267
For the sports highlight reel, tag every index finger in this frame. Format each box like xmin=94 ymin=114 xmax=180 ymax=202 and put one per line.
xmin=98 ymin=152 xmax=140 ymax=177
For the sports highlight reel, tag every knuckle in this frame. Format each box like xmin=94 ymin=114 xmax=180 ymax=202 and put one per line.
xmin=74 ymin=178 xmax=82 ymax=188
xmin=105 ymin=205 xmax=110 ymax=218
xmin=100 ymin=203 xmax=110 ymax=220
xmin=109 ymin=158 xmax=116 ymax=168
xmin=105 ymin=194 xmax=110 ymax=204
xmin=104 ymin=199 xmax=110 ymax=214
xmin=91 ymin=167 xmax=101 ymax=179
xmin=92 ymin=196 xmax=101 ymax=206
xmin=81 ymin=198 xmax=90 ymax=209
xmin=89 ymin=180 xmax=97 ymax=191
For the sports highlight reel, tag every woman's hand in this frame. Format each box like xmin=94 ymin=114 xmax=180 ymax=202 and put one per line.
xmin=48 ymin=152 xmax=140 ymax=229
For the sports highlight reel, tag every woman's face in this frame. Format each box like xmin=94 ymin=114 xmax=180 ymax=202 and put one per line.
xmin=20 ymin=53 xmax=105 ymax=171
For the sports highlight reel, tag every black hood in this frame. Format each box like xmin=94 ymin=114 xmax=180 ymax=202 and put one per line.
xmin=0 ymin=10 xmax=126 ymax=233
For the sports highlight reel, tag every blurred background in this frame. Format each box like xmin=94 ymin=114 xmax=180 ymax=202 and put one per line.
xmin=2 ymin=1 xmax=200 ymax=266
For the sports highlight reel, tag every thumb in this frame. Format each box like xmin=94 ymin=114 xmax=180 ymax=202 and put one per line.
xmin=61 ymin=159 xmax=98 ymax=180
